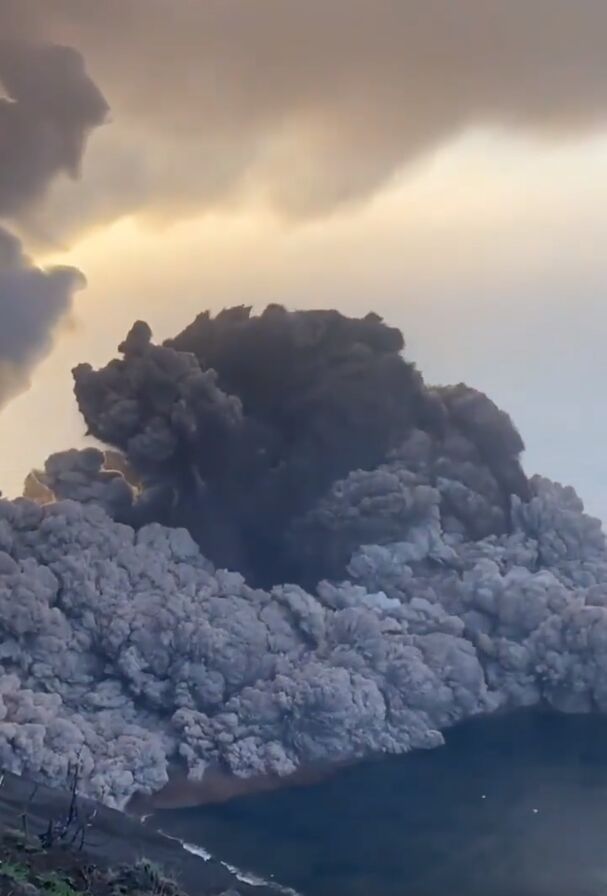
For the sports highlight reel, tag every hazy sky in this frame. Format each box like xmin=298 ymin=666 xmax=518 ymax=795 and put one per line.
xmin=1 ymin=1 xmax=607 ymax=519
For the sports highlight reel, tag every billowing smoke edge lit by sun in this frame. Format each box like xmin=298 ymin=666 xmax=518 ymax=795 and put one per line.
xmin=0 ymin=304 xmax=605 ymax=810
xmin=0 ymin=38 xmax=107 ymax=408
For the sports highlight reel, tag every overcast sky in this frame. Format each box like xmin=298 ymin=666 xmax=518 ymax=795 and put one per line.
xmin=1 ymin=1 xmax=607 ymax=519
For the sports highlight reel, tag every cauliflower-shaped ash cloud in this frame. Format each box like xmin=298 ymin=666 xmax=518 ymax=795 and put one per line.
xmin=0 ymin=474 xmax=605 ymax=810
xmin=72 ymin=306 xmax=528 ymax=587
xmin=3 ymin=305 xmax=601 ymax=812
xmin=24 ymin=446 xmax=136 ymax=519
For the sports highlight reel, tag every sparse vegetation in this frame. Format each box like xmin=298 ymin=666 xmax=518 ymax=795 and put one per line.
xmin=0 ymin=768 xmax=238 ymax=896
xmin=0 ymin=831 xmax=191 ymax=896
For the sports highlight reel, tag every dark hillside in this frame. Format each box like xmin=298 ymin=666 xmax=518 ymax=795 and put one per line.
xmin=0 ymin=771 xmax=275 ymax=896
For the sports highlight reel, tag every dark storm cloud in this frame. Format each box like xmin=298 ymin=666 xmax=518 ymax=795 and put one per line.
xmin=0 ymin=36 xmax=106 ymax=406
xmin=5 ymin=0 xmax=607 ymax=230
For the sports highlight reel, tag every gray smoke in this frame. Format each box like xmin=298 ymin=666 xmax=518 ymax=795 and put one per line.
xmin=24 ymin=446 xmax=136 ymax=518
xmin=0 ymin=469 xmax=605 ymax=809
xmin=7 ymin=0 xmax=607 ymax=229
xmin=0 ymin=306 xmax=599 ymax=810
xmin=0 ymin=227 xmax=84 ymax=405
xmin=0 ymin=39 xmax=107 ymax=407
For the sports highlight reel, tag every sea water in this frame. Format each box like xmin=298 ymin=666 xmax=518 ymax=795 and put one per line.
xmin=156 ymin=710 xmax=607 ymax=896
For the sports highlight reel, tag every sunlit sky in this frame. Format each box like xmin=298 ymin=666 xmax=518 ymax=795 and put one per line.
xmin=1 ymin=2 xmax=607 ymax=519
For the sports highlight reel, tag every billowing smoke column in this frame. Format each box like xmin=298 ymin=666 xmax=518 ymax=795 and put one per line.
xmin=71 ymin=306 xmax=529 ymax=586
xmin=0 ymin=39 xmax=107 ymax=406
xmin=0 ymin=306 xmax=605 ymax=811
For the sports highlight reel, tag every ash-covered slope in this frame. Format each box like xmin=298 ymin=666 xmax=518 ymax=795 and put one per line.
xmin=1 ymin=307 xmax=605 ymax=810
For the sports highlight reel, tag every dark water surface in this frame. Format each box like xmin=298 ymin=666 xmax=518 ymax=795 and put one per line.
xmin=156 ymin=711 xmax=607 ymax=896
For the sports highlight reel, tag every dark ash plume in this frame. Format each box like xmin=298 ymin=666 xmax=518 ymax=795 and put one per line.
xmin=72 ymin=306 xmax=529 ymax=586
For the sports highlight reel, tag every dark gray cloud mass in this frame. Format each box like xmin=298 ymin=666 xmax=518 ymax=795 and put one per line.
xmin=0 ymin=37 xmax=107 ymax=407
xmin=70 ymin=306 xmax=529 ymax=586
xmin=3 ymin=0 xmax=607 ymax=229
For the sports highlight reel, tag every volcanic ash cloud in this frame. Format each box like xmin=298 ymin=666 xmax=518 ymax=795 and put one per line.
xmin=71 ymin=306 xmax=529 ymax=586
xmin=0 ymin=306 xmax=604 ymax=809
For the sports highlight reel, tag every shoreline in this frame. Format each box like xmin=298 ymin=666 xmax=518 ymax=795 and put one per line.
xmin=127 ymin=758 xmax=351 ymax=814
xmin=0 ymin=770 xmax=277 ymax=896
xmin=126 ymin=704 xmax=566 ymax=815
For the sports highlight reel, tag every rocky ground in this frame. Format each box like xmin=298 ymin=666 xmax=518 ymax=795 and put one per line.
xmin=0 ymin=771 xmax=275 ymax=896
